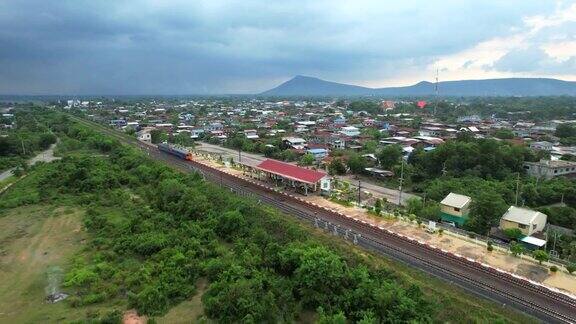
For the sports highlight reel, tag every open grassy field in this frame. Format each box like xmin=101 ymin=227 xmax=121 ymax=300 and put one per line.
xmin=0 ymin=205 xmax=118 ymax=323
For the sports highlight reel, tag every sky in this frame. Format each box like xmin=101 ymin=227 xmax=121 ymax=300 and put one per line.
xmin=1 ymin=0 xmax=575 ymax=95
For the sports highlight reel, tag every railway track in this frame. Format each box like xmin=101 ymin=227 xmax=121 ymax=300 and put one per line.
xmin=70 ymin=116 xmax=576 ymax=323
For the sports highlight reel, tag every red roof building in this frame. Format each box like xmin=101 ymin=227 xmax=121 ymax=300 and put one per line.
xmin=256 ymin=159 xmax=327 ymax=184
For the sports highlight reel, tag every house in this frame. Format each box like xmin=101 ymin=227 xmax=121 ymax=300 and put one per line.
xmin=333 ymin=116 xmax=347 ymax=125
xmin=499 ymin=206 xmax=547 ymax=236
xmin=340 ymin=126 xmax=360 ymax=137
xmin=137 ymin=131 xmax=151 ymax=143
xmin=190 ymin=128 xmax=205 ymax=139
xmin=530 ymin=141 xmax=554 ymax=151
xmin=294 ymin=125 xmax=308 ymax=133
xmin=283 ymin=137 xmax=307 ymax=149
xmin=439 ymin=193 xmax=472 ymax=226
xmin=205 ymin=122 xmax=224 ymax=131
xmin=306 ymin=148 xmax=328 ymax=159
xmin=523 ymin=160 xmax=576 ymax=179
xmin=244 ymin=129 xmax=259 ymax=140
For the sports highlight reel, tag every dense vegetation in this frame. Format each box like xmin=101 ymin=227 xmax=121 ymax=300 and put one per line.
xmin=0 ymin=109 xmax=57 ymax=171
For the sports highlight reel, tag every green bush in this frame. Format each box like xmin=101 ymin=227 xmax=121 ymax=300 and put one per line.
xmin=550 ymin=265 xmax=558 ymax=273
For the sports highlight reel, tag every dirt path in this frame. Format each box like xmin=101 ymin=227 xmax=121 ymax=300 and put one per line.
xmin=0 ymin=142 xmax=60 ymax=182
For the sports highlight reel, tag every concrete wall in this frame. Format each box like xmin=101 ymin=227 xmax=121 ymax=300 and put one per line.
xmin=440 ymin=203 xmax=469 ymax=217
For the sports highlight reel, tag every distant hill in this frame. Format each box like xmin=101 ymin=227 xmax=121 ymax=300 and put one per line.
xmin=260 ymin=75 xmax=576 ymax=96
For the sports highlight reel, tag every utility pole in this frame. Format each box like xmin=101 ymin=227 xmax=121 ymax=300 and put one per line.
xmin=238 ymin=147 xmax=242 ymax=163
xmin=21 ymin=139 xmax=26 ymax=155
xmin=398 ymin=160 xmax=405 ymax=206
xmin=357 ymin=180 xmax=361 ymax=205
xmin=515 ymin=172 xmax=520 ymax=206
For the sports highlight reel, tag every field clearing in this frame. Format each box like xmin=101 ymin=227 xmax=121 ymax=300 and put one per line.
xmin=157 ymin=278 xmax=207 ymax=324
xmin=0 ymin=205 xmax=111 ymax=323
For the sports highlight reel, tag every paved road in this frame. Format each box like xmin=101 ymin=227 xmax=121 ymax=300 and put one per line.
xmin=338 ymin=174 xmax=419 ymax=206
xmin=0 ymin=142 xmax=59 ymax=182
xmin=196 ymin=142 xmax=418 ymax=205
xmin=195 ymin=142 xmax=266 ymax=167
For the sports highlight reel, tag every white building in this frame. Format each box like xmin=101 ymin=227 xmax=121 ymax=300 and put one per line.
xmin=523 ymin=160 xmax=576 ymax=179
xmin=529 ymin=141 xmax=553 ymax=151
xmin=340 ymin=126 xmax=360 ymax=137
xmin=499 ymin=206 xmax=547 ymax=236
xmin=283 ymin=137 xmax=307 ymax=149
xmin=137 ymin=131 xmax=151 ymax=143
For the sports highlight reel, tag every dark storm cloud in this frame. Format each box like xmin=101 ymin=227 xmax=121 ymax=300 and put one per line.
xmin=0 ymin=0 xmax=561 ymax=94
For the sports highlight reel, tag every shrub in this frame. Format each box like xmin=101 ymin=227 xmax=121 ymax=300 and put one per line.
xmin=567 ymin=263 xmax=576 ymax=274
xmin=487 ymin=241 xmax=494 ymax=252
xmin=550 ymin=265 xmax=558 ymax=273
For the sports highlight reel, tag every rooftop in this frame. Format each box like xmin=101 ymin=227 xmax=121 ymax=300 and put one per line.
xmin=440 ymin=193 xmax=472 ymax=209
xmin=501 ymin=206 xmax=546 ymax=225
xmin=256 ymin=159 xmax=327 ymax=184
xmin=524 ymin=160 xmax=576 ymax=168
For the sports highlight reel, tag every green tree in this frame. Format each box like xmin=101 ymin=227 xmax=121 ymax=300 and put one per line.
xmin=374 ymin=199 xmax=382 ymax=215
xmin=503 ymin=228 xmax=523 ymax=240
xmin=328 ymin=159 xmax=346 ymax=175
xmin=466 ymin=190 xmax=507 ymax=234
xmin=291 ymin=246 xmax=347 ymax=307
xmin=347 ymin=153 xmax=367 ymax=174
xmin=494 ymin=129 xmax=514 ymax=139
xmin=300 ymin=153 xmax=315 ymax=166
xmin=377 ymin=145 xmax=402 ymax=169
xmin=510 ymin=242 xmax=525 ymax=257
xmin=532 ymin=249 xmax=549 ymax=265
xmin=555 ymin=123 xmax=576 ymax=138
xmin=150 ymin=129 xmax=167 ymax=144
xmin=316 ymin=307 xmax=347 ymax=324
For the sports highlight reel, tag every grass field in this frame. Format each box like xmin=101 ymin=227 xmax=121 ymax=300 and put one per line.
xmin=0 ymin=205 xmax=118 ymax=323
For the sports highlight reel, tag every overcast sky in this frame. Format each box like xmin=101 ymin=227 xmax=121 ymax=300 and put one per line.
xmin=1 ymin=0 xmax=575 ymax=95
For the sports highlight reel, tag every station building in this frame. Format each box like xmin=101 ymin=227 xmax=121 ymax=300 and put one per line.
xmin=245 ymin=158 xmax=329 ymax=195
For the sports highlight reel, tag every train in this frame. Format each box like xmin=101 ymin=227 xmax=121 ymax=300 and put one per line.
xmin=157 ymin=143 xmax=193 ymax=161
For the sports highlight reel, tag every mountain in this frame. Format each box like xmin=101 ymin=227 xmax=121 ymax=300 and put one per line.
xmin=260 ymin=76 xmax=576 ymax=96
xmin=261 ymin=75 xmax=373 ymax=96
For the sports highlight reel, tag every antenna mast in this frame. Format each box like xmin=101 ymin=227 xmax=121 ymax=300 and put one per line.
xmin=434 ymin=68 xmax=439 ymax=116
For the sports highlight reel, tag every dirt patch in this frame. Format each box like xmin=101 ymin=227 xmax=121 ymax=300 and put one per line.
xmin=123 ymin=310 xmax=147 ymax=324
xmin=515 ymin=263 xmax=549 ymax=282
xmin=411 ymin=231 xmax=432 ymax=240
xmin=455 ymin=246 xmax=483 ymax=259
xmin=0 ymin=205 xmax=88 ymax=323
